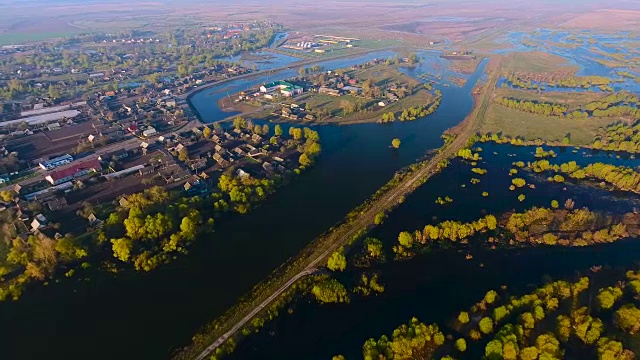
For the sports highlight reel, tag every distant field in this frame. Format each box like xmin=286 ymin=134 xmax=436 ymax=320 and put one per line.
xmin=0 ymin=31 xmax=78 ymax=46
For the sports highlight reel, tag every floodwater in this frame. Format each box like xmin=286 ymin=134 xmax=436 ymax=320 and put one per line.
xmin=0 ymin=52 xmax=488 ymax=360
xmin=228 ymin=143 xmax=640 ymax=360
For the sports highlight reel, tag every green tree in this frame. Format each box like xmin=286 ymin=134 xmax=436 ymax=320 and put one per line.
xmin=178 ymin=148 xmax=189 ymax=162
xmin=484 ymin=290 xmax=498 ymax=304
xmin=327 ymin=249 xmax=347 ymax=271
xmin=398 ymin=231 xmax=414 ymax=248
xmin=299 ymin=153 xmax=312 ymax=167
xmin=551 ymin=200 xmax=559 ymax=209
xmin=312 ymin=278 xmax=349 ymax=303
xmin=597 ymin=287 xmax=623 ymax=309
xmin=233 ymin=116 xmax=246 ymax=130
xmin=458 ymin=311 xmax=470 ymax=324
xmin=202 ymin=126 xmax=212 ymax=139
xmin=111 ymin=238 xmax=133 ymax=262
xmin=275 ymin=124 xmax=283 ymax=136
xmin=364 ymin=238 xmax=383 ymax=259
xmin=479 ymin=317 xmax=494 ymax=334
xmin=0 ymin=190 xmax=13 ymax=202
xmin=48 ymin=84 xmax=60 ymax=99
xmin=455 ymin=338 xmax=467 ymax=352
xmin=391 ymin=138 xmax=401 ymax=149
xmin=614 ymin=304 xmax=640 ymax=334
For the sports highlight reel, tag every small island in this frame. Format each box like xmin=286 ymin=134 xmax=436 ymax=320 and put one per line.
xmin=219 ymin=57 xmax=442 ymax=125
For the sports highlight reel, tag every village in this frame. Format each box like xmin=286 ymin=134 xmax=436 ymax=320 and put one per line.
xmin=231 ymin=55 xmax=442 ymax=124
xmin=0 ymin=21 xmax=327 ymax=256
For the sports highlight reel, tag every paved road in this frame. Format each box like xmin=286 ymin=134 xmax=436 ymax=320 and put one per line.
xmin=192 ymin=57 xmax=502 ymax=360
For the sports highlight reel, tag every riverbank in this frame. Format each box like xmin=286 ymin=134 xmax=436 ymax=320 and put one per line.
xmin=175 ymin=56 xmax=498 ymax=360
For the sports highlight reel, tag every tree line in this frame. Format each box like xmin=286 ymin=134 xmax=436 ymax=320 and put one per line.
xmin=529 ymin=159 xmax=640 ymax=194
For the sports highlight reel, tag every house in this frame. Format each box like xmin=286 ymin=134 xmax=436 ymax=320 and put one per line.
xmin=45 ymin=159 xmax=102 ymax=185
xmin=39 ymin=154 xmax=73 ymax=170
xmin=30 ymin=214 xmax=48 ymax=231
xmin=319 ymin=87 xmax=341 ymax=96
xmin=236 ymin=168 xmax=249 ymax=178
xmin=142 ymin=127 xmax=157 ymax=137
xmin=262 ymin=161 xmax=274 ymax=172
xmin=214 ymin=144 xmax=224 ymax=153
xmin=232 ymin=147 xmax=246 ymax=157
xmin=213 ymin=153 xmax=227 ymax=166
xmin=87 ymin=213 xmax=102 ymax=226
xmin=260 ymin=80 xmax=303 ymax=97
xmin=378 ymin=100 xmax=390 ymax=107
xmin=47 ymin=123 xmax=61 ymax=131
xmin=190 ymin=158 xmax=207 ymax=171
xmin=45 ymin=197 xmax=68 ymax=211
xmin=251 ymin=134 xmax=262 ymax=143
xmin=98 ymin=149 xmax=129 ymax=162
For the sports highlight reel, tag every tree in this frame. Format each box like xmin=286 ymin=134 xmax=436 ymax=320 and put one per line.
xmin=202 ymin=126 xmax=212 ymax=139
xmin=111 ymin=238 xmax=133 ymax=262
xmin=275 ymin=124 xmax=283 ymax=136
xmin=48 ymin=84 xmax=60 ymax=99
xmin=327 ymin=249 xmax=347 ymax=271
xmin=484 ymin=290 xmax=498 ymax=304
xmin=233 ymin=116 xmax=246 ymax=129
xmin=597 ymin=287 xmax=623 ymax=309
xmin=0 ymin=190 xmax=13 ymax=202
xmin=312 ymin=278 xmax=349 ymax=303
xmin=178 ymin=148 xmax=189 ymax=162
xmin=290 ymin=127 xmax=303 ymax=140
xmin=392 ymin=138 xmax=401 ymax=149
xmin=299 ymin=153 xmax=312 ymax=167
xmin=364 ymin=238 xmax=383 ymax=259
xmin=458 ymin=311 xmax=470 ymax=324
xmin=455 ymin=338 xmax=467 ymax=352
xmin=551 ymin=200 xmax=559 ymax=209
xmin=398 ymin=231 xmax=413 ymax=248
xmin=614 ymin=304 xmax=640 ymax=334
xmin=479 ymin=317 xmax=494 ymax=334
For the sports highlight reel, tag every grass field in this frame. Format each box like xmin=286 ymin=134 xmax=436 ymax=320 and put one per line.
xmin=479 ymin=102 xmax=620 ymax=145
xmin=303 ymin=88 xmax=435 ymax=124
xmin=500 ymin=51 xmax=579 ymax=74
xmin=495 ymin=87 xmax=605 ymax=106
xmin=0 ymin=31 xmax=78 ymax=46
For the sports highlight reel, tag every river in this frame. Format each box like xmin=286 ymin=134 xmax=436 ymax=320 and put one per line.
xmin=0 ymin=51 xmax=487 ymax=360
